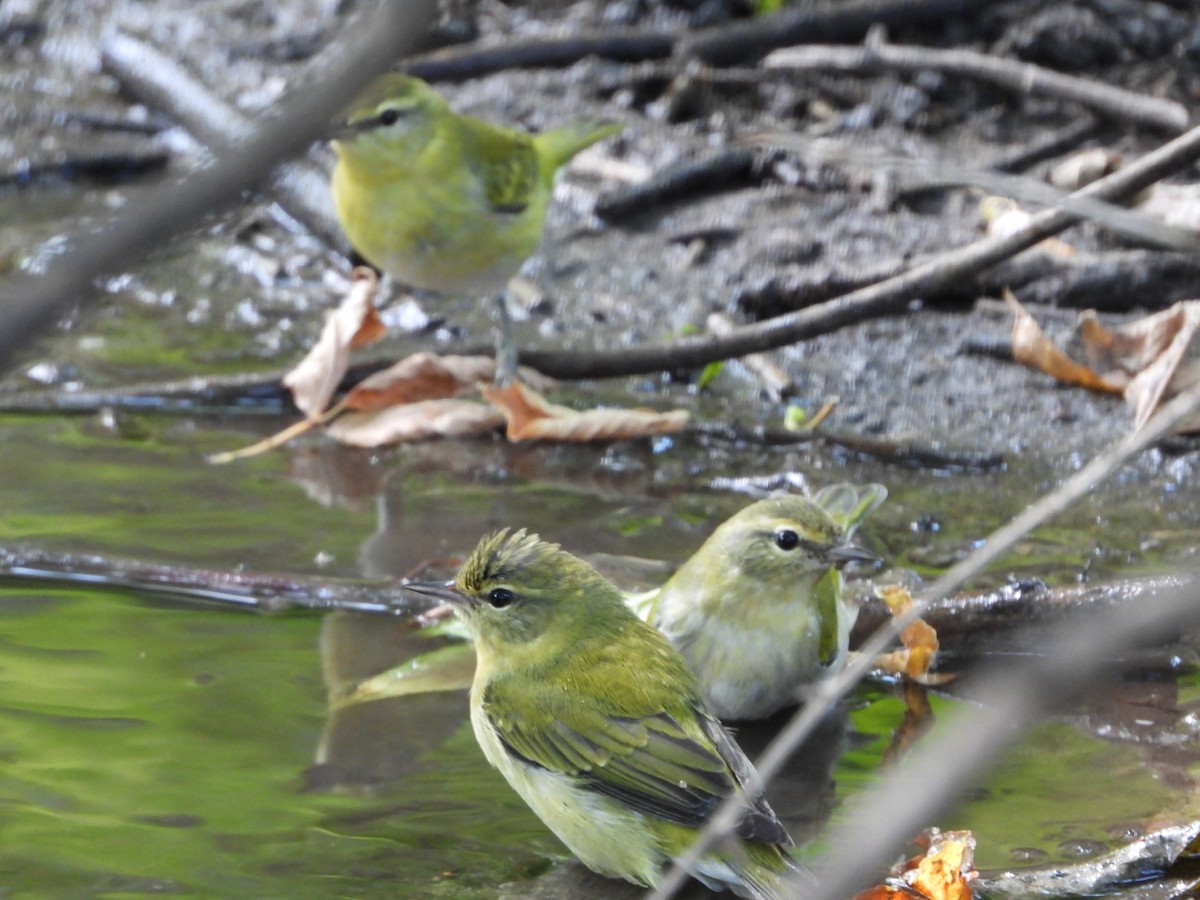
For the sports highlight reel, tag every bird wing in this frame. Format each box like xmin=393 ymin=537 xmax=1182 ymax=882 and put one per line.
xmin=457 ymin=119 xmax=539 ymax=215
xmin=482 ymin=676 xmax=790 ymax=845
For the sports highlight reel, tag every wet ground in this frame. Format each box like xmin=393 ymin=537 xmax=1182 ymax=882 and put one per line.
xmin=2 ymin=0 xmax=1200 ymax=897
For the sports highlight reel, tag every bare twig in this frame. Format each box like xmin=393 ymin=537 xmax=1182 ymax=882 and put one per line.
xmin=528 ymin=120 xmax=1200 ymax=380
xmin=647 ymin=377 xmax=1200 ymax=900
xmin=594 ymin=148 xmax=762 ymax=223
xmin=746 ymin=130 xmax=1200 ymax=252
xmin=764 ymin=39 xmax=1190 ymax=133
xmin=705 ymin=312 xmax=793 ymax=401
xmin=0 ymin=0 xmax=438 ymax=375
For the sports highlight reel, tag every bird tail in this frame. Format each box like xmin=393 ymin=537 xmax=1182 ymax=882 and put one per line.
xmin=739 ymin=851 xmax=815 ymax=900
xmin=697 ymin=844 xmax=815 ymax=900
xmin=534 ymin=121 xmax=622 ymax=174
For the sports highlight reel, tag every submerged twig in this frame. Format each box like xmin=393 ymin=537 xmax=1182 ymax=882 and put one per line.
xmin=851 ymin=572 xmax=1198 ymax=654
xmin=0 ymin=544 xmax=423 ymax=615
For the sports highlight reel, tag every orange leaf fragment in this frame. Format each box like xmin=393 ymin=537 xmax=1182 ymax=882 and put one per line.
xmin=481 ymin=381 xmax=688 ymax=443
xmin=1006 ymin=292 xmax=1125 ymax=394
xmin=872 ymin=584 xmax=947 ymax=684
xmin=912 ymin=831 xmax=977 ymax=900
xmin=284 ymin=268 xmax=385 ymax=419
xmin=875 ymin=584 xmax=940 ymax=681
xmin=854 ymin=829 xmax=976 ymax=900
xmin=326 ymin=399 xmax=505 ymax=447
xmin=343 ymin=354 xmax=498 ymax=413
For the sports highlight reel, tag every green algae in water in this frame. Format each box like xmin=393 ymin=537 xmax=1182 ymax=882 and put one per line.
xmin=0 ymin=587 xmax=549 ymax=898
xmin=840 ymin=686 xmax=1181 ymax=873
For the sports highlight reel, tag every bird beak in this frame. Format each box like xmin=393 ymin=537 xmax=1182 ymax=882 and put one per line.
xmin=404 ymin=579 xmax=470 ymax=607
xmin=826 ymin=542 xmax=880 ymax=568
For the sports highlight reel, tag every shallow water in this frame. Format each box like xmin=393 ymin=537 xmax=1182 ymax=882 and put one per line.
xmin=1 ymin=410 xmax=1198 ymax=896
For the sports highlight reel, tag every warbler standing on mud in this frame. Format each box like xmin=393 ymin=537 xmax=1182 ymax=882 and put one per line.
xmin=646 ymin=485 xmax=886 ymax=721
xmin=407 ymin=529 xmax=803 ymax=900
xmin=330 ymin=74 xmax=619 ymax=380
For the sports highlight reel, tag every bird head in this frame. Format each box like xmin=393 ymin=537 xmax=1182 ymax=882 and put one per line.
xmin=331 ymin=73 xmax=444 ymax=164
xmin=406 ymin=529 xmax=633 ymax=659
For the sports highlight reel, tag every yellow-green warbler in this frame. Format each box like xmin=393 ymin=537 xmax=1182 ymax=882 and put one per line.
xmin=331 ymin=74 xmax=619 ymax=379
xmin=645 ymin=485 xmax=886 ymax=720
xmin=407 ymin=530 xmax=804 ymax=899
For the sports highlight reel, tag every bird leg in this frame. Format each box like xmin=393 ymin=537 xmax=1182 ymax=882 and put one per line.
xmin=492 ymin=292 xmax=520 ymax=386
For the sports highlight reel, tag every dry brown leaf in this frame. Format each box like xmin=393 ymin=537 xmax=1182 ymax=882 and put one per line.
xmin=1007 ymin=293 xmax=1125 ymax=394
xmin=481 ymin=381 xmax=689 ymax=443
xmin=284 ymin=268 xmax=384 ymax=419
xmin=343 ymin=353 xmax=498 ymax=412
xmin=326 ymin=399 xmax=505 ymax=447
xmin=1080 ymin=301 xmax=1200 ymax=431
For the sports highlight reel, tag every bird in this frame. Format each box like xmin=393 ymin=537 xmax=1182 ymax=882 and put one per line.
xmin=406 ymin=529 xmax=804 ymax=899
xmin=644 ymin=484 xmax=886 ymax=721
xmin=330 ymin=73 xmax=620 ymax=382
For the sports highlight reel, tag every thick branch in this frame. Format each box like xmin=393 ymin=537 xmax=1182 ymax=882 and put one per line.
xmin=521 ymin=119 xmax=1200 ymax=380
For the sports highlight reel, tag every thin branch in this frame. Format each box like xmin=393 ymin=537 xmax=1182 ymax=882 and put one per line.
xmin=748 ymin=130 xmax=1200 ymax=252
xmin=525 ymin=119 xmax=1200 ymax=380
xmin=0 ymin=0 xmax=439 ymax=376
xmin=646 ymin=376 xmax=1200 ymax=900
xmin=765 ymin=40 xmax=1190 ymax=133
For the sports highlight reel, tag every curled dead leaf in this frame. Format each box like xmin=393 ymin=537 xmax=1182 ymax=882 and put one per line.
xmin=327 ymin=399 xmax=504 ymax=447
xmin=481 ymin=381 xmax=689 ymax=443
xmin=1006 ymin=293 xmax=1125 ymax=394
xmin=284 ymin=268 xmax=384 ymax=419
xmin=343 ymin=353 xmax=498 ymax=412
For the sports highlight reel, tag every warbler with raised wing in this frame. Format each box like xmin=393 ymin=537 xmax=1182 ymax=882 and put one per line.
xmin=407 ymin=530 xmax=803 ymax=899
xmin=331 ymin=74 xmax=619 ymax=380
xmin=646 ymin=484 xmax=886 ymax=720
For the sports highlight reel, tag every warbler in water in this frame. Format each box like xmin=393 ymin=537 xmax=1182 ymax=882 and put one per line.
xmin=330 ymin=74 xmax=619 ymax=381
xmin=645 ymin=485 xmax=886 ymax=721
xmin=407 ymin=529 xmax=804 ymax=899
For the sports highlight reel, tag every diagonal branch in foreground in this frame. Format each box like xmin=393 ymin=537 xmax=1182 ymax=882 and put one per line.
xmin=646 ymin=376 xmax=1200 ymax=900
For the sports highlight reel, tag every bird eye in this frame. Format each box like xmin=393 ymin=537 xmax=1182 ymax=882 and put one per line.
xmin=378 ymin=107 xmax=402 ymax=127
xmin=774 ymin=529 xmax=801 ymax=551
xmin=487 ymin=587 xmax=516 ymax=608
